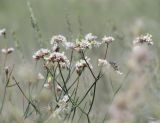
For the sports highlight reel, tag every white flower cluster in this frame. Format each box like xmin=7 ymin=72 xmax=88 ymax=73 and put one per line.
xmin=33 ymin=34 xmax=115 ymax=70
xmin=85 ymin=33 xmax=97 ymax=42
xmin=98 ymin=59 xmax=109 ymax=66
xmin=49 ymin=33 xmax=114 ymax=52
xmin=0 ymin=28 xmax=6 ymax=37
xmin=50 ymin=34 xmax=76 ymax=50
xmin=75 ymin=57 xmax=92 ymax=74
xmin=98 ymin=59 xmax=123 ymax=75
xmin=102 ymin=36 xmax=115 ymax=44
xmin=50 ymin=35 xmax=67 ymax=45
xmin=133 ymin=34 xmax=153 ymax=45
xmin=32 ymin=48 xmax=50 ymax=60
xmin=1 ymin=47 xmax=14 ymax=54
xmin=47 ymin=52 xmax=70 ymax=68
xmin=73 ymin=33 xmax=103 ymax=51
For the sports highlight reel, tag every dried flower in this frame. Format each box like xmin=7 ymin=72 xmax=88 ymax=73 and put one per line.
xmin=0 ymin=28 xmax=6 ymax=37
xmin=73 ymin=39 xmax=92 ymax=52
xmin=64 ymin=42 xmax=75 ymax=49
xmin=90 ymin=40 xmax=102 ymax=47
xmin=102 ymin=36 xmax=114 ymax=44
xmin=98 ymin=59 xmax=109 ymax=66
xmin=133 ymin=33 xmax=153 ymax=45
xmin=1 ymin=47 xmax=14 ymax=54
xmin=75 ymin=57 xmax=92 ymax=74
xmin=47 ymin=52 xmax=70 ymax=68
xmin=32 ymin=48 xmax=50 ymax=60
xmin=50 ymin=35 xmax=67 ymax=45
xmin=98 ymin=59 xmax=122 ymax=74
xmin=85 ymin=33 xmax=97 ymax=42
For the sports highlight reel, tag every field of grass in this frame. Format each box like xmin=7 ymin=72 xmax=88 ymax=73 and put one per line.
xmin=0 ymin=0 xmax=160 ymax=123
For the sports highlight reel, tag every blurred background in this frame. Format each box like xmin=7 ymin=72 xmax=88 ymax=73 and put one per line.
xmin=0 ymin=0 xmax=160 ymax=123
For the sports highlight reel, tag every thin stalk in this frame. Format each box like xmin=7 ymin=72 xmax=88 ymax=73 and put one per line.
xmin=12 ymin=77 xmax=41 ymax=114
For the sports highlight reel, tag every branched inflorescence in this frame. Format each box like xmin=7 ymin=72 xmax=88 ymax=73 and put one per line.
xmin=31 ymin=33 xmax=124 ymax=123
xmin=0 ymin=28 xmax=154 ymax=123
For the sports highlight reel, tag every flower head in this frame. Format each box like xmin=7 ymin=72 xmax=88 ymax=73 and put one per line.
xmin=133 ymin=33 xmax=153 ymax=45
xmin=64 ymin=42 xmax=75 ymax=49
xmin=1 ymin=47 xmax=14 ymax=54
xmin=102 ymin=36 xmax=114 ymax=44
xmin=0 ymin=28 xmax=6 ymax=37
xmin=85 ymin=33 xmax=97 ymax=42
xmin=33 ymin=48 xmax=50 ymax=60
xmin=75 ymin=57 xmax=92 ymax=74
xmin=98 ymin=59 xmax=109 ymax=66
xmin=50 ymin=35 xmax=67 ymax=45
xmin=47 ymin=52 xmax=70 ymax=69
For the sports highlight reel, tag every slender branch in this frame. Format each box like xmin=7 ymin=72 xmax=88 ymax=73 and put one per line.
xmin=0 ymin=65 xmax=14 ymax=113
xmin=81 ymin=51 xmax=96 ymax=79
xmin=12 ymin=76 xmax=41 ymax=114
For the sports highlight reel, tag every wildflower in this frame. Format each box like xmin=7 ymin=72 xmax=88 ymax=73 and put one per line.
xmin=80 ymin=39 xmax=92 ymax=49
xmin=47 ymin=52 xmax=70 ymax=68
xmin=50 ymin=35 xmax=67 ymax=45
xmin=59 ymin=61 xmax=70 ymax=69
xmin=64 ymin=41 xmax=75 ymax=49
xmin=73 ymin=39 xmax=92 ymax=52
xmin=102 ymin=36 xmax=114 ymax=44
xmin=1 ymin=47 xmax=14 ymax=54
xmin=133 ymin=33 xmax=153 ymax=45
xmin=32 ymin=48 xmax=50 ymax=60
xmin=90 ymin=40 xmax=102 ymax=47
xmin=85 ymin=33 xmax=97 ymax=42
xmin=0 ymin=28 xmax=6 ymax=37
xmin=75 ymin=57 xmax=92 ymax=74
xmin=98 ymin=59 xmax=109 ymax=66
xmin=98 ymin=59 xmax=123 ymax=75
